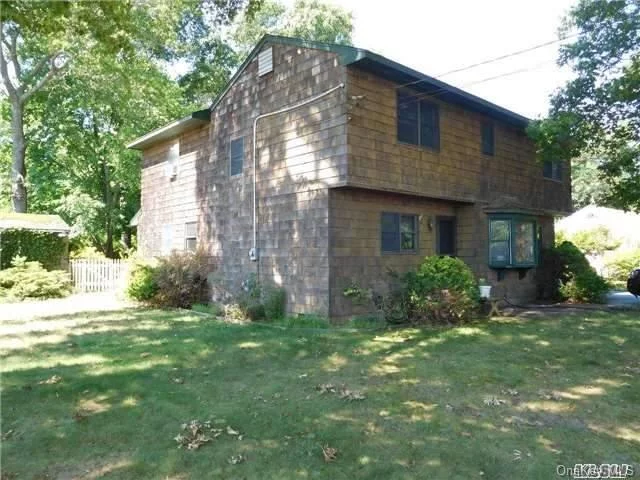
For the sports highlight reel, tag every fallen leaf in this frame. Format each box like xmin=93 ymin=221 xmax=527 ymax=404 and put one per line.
xmin=226 ymin=426 xmax=240 ymax=436
xmin=228 ymin=454 xmax=245 ymax=465
xmin=140 ymin=352 xmax=151 ymax=358
xmin=39 ymin=375 xmax=62 ymax=385
xmin=322 ymin=444 xmax=338 ymax=463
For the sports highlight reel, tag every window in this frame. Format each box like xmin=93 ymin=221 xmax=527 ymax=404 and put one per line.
xmin=161 ymin=225 xmax=173 ymax=255
xmin=381 ymin=213 xmax=418 ymax=253
xmin=481 ymin=121 xmax=494 ymax=156
xmin=543 ymin=160 xmax=562 ymax=181
xmin=436 ymin=216 xmax=456 ymax=255
xmin=397 ymin=90 xmax=440 ymax=150
xmin=488 ymin=216 xmax=538 ymax=268
xmin=185 ymin=222 xmax=197 ymax=252
xmin=165 ymin=140 xmax=179 ymax=179
xmin=230 ymin=137 xmax=244 ymax=176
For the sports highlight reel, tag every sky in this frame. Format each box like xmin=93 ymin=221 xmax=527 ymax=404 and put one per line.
xmin=283 ymin=0 xmax=579 ymax=119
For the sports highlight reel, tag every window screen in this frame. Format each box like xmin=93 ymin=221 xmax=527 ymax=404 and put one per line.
xmin=543 ymin=160 xmax=562 ymax=180
xmin=230 ymin=137 xmax=244 ymax=176
xmin=396 ymin=90 xmax=439 ymax=149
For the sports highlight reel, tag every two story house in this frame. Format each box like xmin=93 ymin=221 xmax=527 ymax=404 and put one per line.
xmin=128 ymin=35 xmax=571 ymax=318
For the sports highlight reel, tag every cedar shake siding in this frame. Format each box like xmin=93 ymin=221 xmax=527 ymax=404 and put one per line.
xmin=131 ymin=35 xmax=571 ymax=319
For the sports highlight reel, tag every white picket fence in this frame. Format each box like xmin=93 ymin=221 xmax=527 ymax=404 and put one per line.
xmin=70 ymin=258 xmax=129 ymax=293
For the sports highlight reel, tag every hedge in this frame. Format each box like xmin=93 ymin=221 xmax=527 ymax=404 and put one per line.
xmin=0 ymin=229 xmax=68 ymax=271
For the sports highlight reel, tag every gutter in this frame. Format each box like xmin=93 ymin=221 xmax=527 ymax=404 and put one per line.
xmin=249 ymin=83 xmax=345 ymax=261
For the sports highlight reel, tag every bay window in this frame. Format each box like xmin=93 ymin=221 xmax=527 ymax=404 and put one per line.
xmin=488 ymin=215 xmax=538 ymax=268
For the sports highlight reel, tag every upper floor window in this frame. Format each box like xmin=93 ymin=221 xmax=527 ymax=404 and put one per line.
xmin=397 ymin=90 xmax=440 ymax=150
xmin=481 ymin=122 xmax=494 ymax=156
xmin=543 ymin=160 xmax=562 ymax=181
xmin=230 ymin=137 xmax=244 ymax=176
xmin=184 ymin=222 xmax=197 ymax=252
xmin=381 ymin=212 xmax=418 ymax=253
xmin=165 ymin=140 xmax=179 ymax=179
xmin=488 ymin=215 xmax=538 ymax=268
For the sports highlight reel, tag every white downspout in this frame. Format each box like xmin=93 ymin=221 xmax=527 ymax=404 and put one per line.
xmin=249 ymin=82 xmax=345 ymax=261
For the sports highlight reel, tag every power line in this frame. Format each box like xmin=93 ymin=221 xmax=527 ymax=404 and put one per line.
xmin=395 ymin=33 xmax=577 ymax=90
xmin=395 ymin=59 xmax=556 ymax=109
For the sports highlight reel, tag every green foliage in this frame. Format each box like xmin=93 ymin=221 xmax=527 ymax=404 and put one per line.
xmin=230 ymin=0 xmax=353 ymax=56
xmin=565 ymin=226 xmax=620 ymax=256
xmin=262 ymin=286 xmax=286 ymax=320
xmin=0 ymin=228 xmax=67 ymax=270
xmin=404 ymin=256 xmax=480 ymax=325
xmin=126 ymin=262 xmax=159 ymax=302
xmin=604 ymin=249 xmax=640 ymax=285
xmin=152 ymin=251 xmax=210 ymax=308
xmin=126 ymin=252 xmax=210 ymax=308
xmin=347 ymin=257 xmax=480 ymax=326
xmin=571 ymin=155 xmax=613 ymax=209
xmin=530 ymin=0 xmax=640 ymax=212
xmin=555 ymin=241 xmax=609 ymax=303
xmin=0 ymin=255 xmax=71 ymax=300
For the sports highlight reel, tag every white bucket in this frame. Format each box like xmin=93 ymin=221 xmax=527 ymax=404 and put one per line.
xmin=479 ymin=285 xmax=492 ymax=299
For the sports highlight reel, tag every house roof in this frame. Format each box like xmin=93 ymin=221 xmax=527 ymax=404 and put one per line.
xmin=0 ymin=213 xmax=71 ymax=234
xmin=127 ymin=34 xmax=531 ymax=150
xmin=126 ymin=109 xmax=211 ymax=150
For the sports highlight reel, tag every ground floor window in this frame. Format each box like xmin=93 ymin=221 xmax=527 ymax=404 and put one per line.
xmin=184 ymin=222 xmax=197 ymax=252
xmin=488 ymin=215 xmax=538 ymax=268
xmin=381 ymin=212 xmax=418 ymax=253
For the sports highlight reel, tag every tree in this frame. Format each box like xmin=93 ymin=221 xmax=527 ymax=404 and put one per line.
xmin=528 ymin=0 xmax=640 ymax=211
xmin=230 ymin=0 xmax=353 ymax=57
xmin=571 ymin=154 xmax=613 ymax=209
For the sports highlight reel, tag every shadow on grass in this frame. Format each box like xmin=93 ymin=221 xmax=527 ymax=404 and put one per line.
xmin=1 ymin=309 xmax=639 ymax=479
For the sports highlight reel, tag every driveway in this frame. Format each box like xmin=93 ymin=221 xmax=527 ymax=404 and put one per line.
xmin=0 ymin=292 xmax=133 ymax=322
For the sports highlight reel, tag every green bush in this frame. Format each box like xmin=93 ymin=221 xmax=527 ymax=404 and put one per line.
xmin=554 ymin=241 xmax=609 ymax=303
xmin=127 ymin=262 xmax=158 ymax=301
xmin=405 ymin=256 xmax=480 ymax=325
xmin=152 ymin=251 xmax=210 ymax=308
xmin=604 ymin=249 xmax=640 ymax=285
xmin=263 ymin=286 xmax=286 ymax=319
xmin=351 ymin=257 xmax=480 ymax=326
xmin=0 ymin=229 xmax=68 ymax=270
xmin=565 ymin=226 xmax=620 ymax=256
xmin=126 ymin=252 xmax=210 ymax=308
xmin=0 ymin=256 xmax=72 ymax=300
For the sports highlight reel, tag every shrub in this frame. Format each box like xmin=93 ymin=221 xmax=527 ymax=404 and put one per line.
xmin=405 ymin=256 xmax=479 ymax=325
xmin=126 ymin=252 xmax=210 ymax=308
xmin=348 ymin=257 xmax=480 ymax=326
xmin=127 ymin=262 xmax=158 ymax=301
xmin=152 ymin=251 xmax=210 ymax=308
xmin=566 ymin=226 xmax=620 ymax=256
xmin=554 ymin=241 xmax=609 ymax=303
xmin=604 ymin=249 xmax=640 ymax=285
xmin=0 ymin=228 xmax=68 ymax=270
xmin=263 ymin=286 xmax=286 ymax=319
xmin=0 ymin=256 xmax=72 ymax=300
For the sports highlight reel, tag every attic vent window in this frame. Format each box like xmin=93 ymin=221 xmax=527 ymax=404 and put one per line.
xmin=258 ymin=46 xmax=273 ymax=76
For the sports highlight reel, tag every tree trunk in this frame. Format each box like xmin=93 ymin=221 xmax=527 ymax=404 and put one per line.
xmin=10 ymin=100 xmax=27 ymax=212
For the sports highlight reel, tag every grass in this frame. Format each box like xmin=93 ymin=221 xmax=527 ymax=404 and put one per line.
xmin=1 ymin=308 xmax=639 ymax=479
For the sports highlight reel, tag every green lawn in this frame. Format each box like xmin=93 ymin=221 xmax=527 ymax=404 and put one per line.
xmin=1 ymin=309 xmax=639 ymax=479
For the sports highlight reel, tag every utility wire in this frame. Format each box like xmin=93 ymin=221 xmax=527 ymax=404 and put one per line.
xmin=396 ymin=33 xmax=578 ymax=90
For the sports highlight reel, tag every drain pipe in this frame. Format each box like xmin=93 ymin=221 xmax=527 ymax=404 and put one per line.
xmin=249 ymin=82 xmax=345 ymax=261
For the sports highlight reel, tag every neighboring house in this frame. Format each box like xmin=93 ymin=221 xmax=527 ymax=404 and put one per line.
xmin=127 ymin=35 xmax=571 ymax=318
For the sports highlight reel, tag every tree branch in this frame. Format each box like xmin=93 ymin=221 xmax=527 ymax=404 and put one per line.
xmin=0 ymin=24 xmax=18 ymax=100
xmin=20 ymin=52 xmax=69 ymax=105
xmin=4 ymin=28 xmax=21 ymax=80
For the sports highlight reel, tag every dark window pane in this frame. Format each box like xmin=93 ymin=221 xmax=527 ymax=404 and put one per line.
xmin=552 ymin=162 xmax=562 ymax=180
xmin=489 ymin=241 xmax=510 ymax=264
xmin=420 ymin=100 xmax=439 ymax=149
xmin=437 ymin=217 xmax=456 ymax=255
xmin=381 ymin=213 xmax=400 ymax=252
xmin=397 ymin=91 xmax=419 ymax=144
xmin=481 ymin=122 xmax=494 ymax=155
xmin=230 ymin=137 xmax=244 ymax=176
